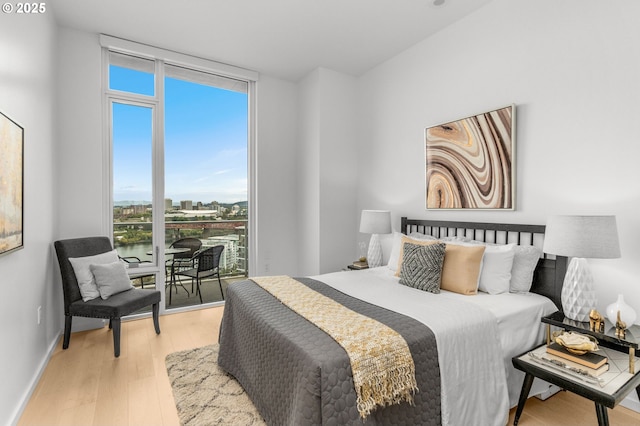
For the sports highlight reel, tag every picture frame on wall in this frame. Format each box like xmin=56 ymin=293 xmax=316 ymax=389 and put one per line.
xmin=0 ymin=111 xmax=24 ymax=256
xmin=425 ymin=104 xmax=515 ymax=210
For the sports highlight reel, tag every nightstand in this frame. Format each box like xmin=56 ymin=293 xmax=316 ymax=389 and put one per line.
xmin=512 ymin=312 xmax=640 ymax=426
xmin=542 ymin=311 xmax=640 ymax=374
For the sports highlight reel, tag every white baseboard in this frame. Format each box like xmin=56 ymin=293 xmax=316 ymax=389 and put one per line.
xmin=9 ymin=333 xmax=60 ymax=426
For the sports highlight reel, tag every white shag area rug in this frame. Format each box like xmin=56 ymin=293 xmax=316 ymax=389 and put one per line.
xmin=165 ymin=344 xmax=266 ymax=426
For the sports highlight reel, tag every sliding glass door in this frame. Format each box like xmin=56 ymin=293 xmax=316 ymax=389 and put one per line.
xmin=163 ymin=67 xmax=248 ymax=309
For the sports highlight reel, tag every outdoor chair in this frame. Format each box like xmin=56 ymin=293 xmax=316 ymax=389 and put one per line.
xmin=174 ymin=245 xmax=225 ymax=303
xmin=54 ymin=236 xmax=161 ymax=357
xmin=167 ymin=237 xmax=202 ymax=288
xmin=168 ymin=237 xmax=202 ymax=271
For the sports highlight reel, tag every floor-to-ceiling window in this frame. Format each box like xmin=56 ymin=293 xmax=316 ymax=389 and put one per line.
xmin=102 ymin=37 xmax=256 ymax=313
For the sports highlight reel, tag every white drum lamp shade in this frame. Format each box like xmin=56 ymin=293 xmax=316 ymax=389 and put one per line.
xmin=359 ymin=210 xmax=392 ymax=268
xmin=543 ymin=215 xmax=621 ymax=322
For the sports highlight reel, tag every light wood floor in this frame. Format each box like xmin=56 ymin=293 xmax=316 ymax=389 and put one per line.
xmin=19 ymin=308 xmax=222 ymax=426
xmin=18 ymin=306 xmax=640 ymax=425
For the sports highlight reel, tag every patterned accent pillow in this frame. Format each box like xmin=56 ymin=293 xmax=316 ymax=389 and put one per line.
xmin=399 ymin=242 xmax=446 ymax=293
xmin=388 ymin=232 xmax=437 ymax=272
xmin=394 ymin=235 xmax=440 ymax=276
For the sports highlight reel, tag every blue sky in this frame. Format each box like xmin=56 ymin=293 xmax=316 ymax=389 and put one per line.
xmin=111 ymin=66 xmax=248 ymax=205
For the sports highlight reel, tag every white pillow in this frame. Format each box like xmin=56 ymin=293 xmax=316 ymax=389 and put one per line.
xmin=90 ymin=261 xmax=134 ymax=299
xmin=408 ymin=232 xmax=438 ymax=241
xmin=387 ymin=232 xmax=437 ymax=271
xmin=440 ymin=235 xmax=473 ymax=243
xmin=68 ymin=249 xmax=120 ymax=301
xmin=510 ymin=245 xmax=541 ymax=293
xmin=478 ymin=244 xmax=516 ymax=295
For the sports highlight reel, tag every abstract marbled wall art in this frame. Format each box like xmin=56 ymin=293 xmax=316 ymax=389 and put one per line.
xmin=0 ymin=111 xmax=24 ymax=256
xmin=425 ymin=105 xmax=515 ymax=210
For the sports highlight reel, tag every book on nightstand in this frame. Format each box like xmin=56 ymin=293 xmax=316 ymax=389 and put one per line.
xmin=350 ymin=261 xmax=369 ymax=270
xmin=542 ymin=351 xmax=610 ymax=377
xmin=546 ymin=342 xmax=608 ymax=370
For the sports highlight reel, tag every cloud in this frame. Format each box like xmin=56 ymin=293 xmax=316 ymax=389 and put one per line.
xmin=214 ymin=169 xmax=232 ymax=175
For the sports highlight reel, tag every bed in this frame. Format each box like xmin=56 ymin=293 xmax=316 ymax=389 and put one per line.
xmin=217 ymin=218 xmax=568 ymax=425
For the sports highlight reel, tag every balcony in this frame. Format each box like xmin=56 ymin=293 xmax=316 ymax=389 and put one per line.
xmin=114 ymin=219 xmax=248 ymax=308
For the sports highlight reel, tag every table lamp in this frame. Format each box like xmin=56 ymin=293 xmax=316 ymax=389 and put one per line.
xmin=543 ymin=215 xmax=621 ymax=322
xmin=359 ymin=210 xmax=392 ymax=268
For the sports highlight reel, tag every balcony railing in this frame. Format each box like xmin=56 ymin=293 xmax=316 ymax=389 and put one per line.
xmin=113 ymin=219 xmax=248 ymax=278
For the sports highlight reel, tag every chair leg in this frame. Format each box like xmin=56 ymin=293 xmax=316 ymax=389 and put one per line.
xmin=108 ymin=318 xmax=112 ymax=329
xmin=111 ymin=318 xmax=121 ymax=357
xmin=152 ymin=303 xmax=161 ymax=334
xmin=217 ymin=274 xmax=224 ymax=300
xmin=197 ymin=279 xmax=203 ymax=304
xmin=63 ymin=315 xmax=72 ymax=349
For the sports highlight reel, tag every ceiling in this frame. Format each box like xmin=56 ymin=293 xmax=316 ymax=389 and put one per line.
xmin=51 ymin=0 xmax=493 ymax=82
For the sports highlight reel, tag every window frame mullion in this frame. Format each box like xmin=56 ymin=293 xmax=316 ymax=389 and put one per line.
xmin=152 ymin=59 xmax=166 ymax=304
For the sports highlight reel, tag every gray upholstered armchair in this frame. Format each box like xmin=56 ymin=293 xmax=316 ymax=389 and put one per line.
xmin=54 ymin=236 xmax=161 ymax=357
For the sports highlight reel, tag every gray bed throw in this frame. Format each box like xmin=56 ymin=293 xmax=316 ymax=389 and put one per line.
xmin=217 ymin=277 xmax=442 ymax=425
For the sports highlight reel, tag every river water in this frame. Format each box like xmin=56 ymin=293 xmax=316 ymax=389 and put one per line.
xmin=114 ymin=242 xmax=155 ymax=260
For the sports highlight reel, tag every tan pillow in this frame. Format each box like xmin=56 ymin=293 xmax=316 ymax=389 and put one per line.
xmin=395 ymin=235 xmax=440 ymax=276
xmin=440 ymin=244 xmax=486 ymax=295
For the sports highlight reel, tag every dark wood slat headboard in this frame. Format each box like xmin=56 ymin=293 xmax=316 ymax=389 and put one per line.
xmin=400 ymin=217 xmax=566 ymax=310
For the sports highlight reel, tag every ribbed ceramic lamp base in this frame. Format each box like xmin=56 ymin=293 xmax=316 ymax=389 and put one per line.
xmin=367 ymin=234 xmax=383 ymax=268
xmin=561 ymin=257 xmax=597 ymax=322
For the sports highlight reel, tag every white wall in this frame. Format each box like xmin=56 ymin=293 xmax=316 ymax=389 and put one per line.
xmin=297 ymin=70 xmax=322 ymax=274
xmin=57 ymin=28 xmax=104 ymax=238
xmin=297 ymin=68 xmax=358 ymax=275
xmin=254 ymin=75 xmax=299 ymax=276
xmin=356 ymin=0 xmax=640 ymax=410
xmin=317 ymin=68 xmax=358 ymax=273
xmin=0 ymin=11 xmax=58 ymax=426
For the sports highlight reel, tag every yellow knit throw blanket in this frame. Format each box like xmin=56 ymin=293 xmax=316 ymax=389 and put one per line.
xmin=251 ymin=276 xmax=418 ymax=418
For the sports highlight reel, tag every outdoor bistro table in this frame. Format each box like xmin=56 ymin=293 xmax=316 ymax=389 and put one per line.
xmin=146 ymin=247 xmax=191 ymax=304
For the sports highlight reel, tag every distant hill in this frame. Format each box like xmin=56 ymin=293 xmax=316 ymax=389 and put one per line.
xmin=114 ymin=200 xmax=151 ymax=207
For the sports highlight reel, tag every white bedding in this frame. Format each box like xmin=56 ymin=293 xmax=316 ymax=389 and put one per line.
xmin=312 ymin=266 xmax=557 ymax=426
